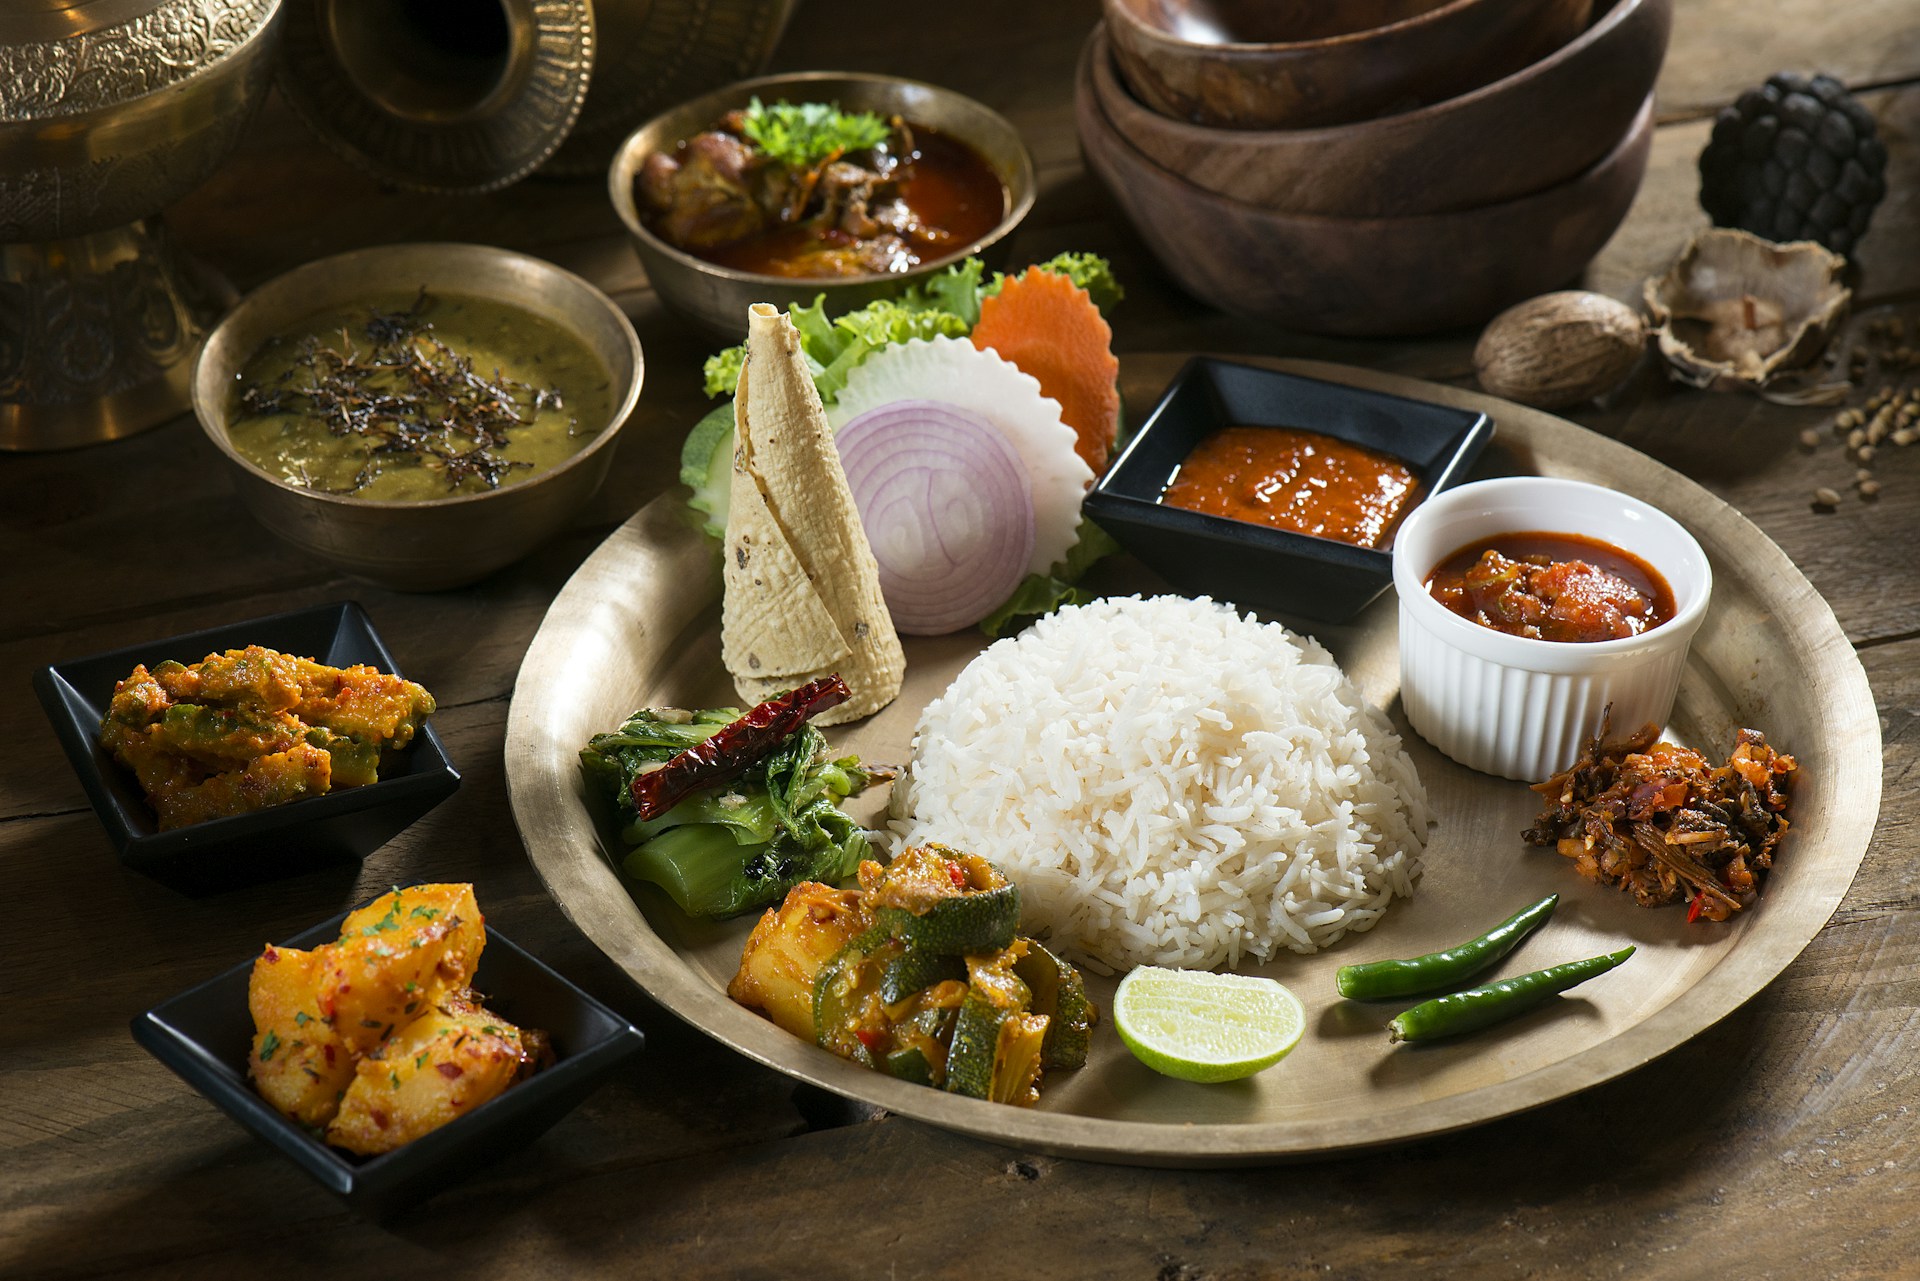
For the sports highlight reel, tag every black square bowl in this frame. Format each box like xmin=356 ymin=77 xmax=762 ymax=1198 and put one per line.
xmin=1084 ymin=359 xmax=1493 ymax=623
xmin=132 ymin=910 xmax=644 ymax=1217
xmin=33 ymin=601 xmax=460 ymax=894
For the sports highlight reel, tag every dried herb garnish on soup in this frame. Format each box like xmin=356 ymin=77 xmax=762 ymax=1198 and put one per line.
xmin=227 ymin=290 xmax=612 ymax=503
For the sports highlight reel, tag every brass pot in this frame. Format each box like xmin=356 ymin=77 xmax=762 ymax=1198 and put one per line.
xmin=272 ymin=0 xmax=798 ymax=192
xmin=607 ymin=72 xmax=1038 ymax=339
xmin=191 ymin=242 xmax=645 ymax=591
xmin=0 ymin=0 xmax=283 ymax=450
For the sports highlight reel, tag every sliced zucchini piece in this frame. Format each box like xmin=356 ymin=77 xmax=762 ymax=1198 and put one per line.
xmin=945 ymin=946 xmax=1035 ymax=1101
xmin=883 ymin=1045 xmax=934 ymax=1086
xmin=865 ymin=848 xmax=1020 ymax=956
xmin=992 ymin=1013 xmax=1049 ymax=1106
xmin=1013 ymin=938 xmax=1096 ymax=1070
xmin=879 ymin=947 xmax=967 ymax=1007
xmin=811 ymin=925 xmax=895 ymax=1066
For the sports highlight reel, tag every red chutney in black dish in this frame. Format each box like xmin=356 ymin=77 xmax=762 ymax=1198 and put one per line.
xmin=1425 ymin=531 xmax=1677 ymax=643
xmin=1159 ymin=426 xmax=1422 ymax=549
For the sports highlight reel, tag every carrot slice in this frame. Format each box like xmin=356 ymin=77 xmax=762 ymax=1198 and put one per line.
xmin=971 ymin=270 xmax=1121 ymax=473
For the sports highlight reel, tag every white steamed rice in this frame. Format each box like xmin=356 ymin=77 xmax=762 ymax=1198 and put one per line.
xmin=889 ymin=595 xmax=1432 ymax=971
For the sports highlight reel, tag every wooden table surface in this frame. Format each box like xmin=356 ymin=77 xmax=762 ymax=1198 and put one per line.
xmin=8 ymin=1 xmax=1920 ymax=1276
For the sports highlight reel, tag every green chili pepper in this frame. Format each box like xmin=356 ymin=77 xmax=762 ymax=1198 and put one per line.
xmin=1336 ymin=893 xmax=1560 ymax=1000
xmin=1386 ymin=945 xmax=1635 ymax=1044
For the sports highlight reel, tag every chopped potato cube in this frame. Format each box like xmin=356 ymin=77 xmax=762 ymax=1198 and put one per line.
xmin=325 ymin=996 xmax=530 ymax=1156
xmin=247 ymin=944 xmax=356 ymax=1128
xmin=321 ymin=884 xmax=486 ymax=1053
xmin=728 ymin=882 xmax=868 ymax=1040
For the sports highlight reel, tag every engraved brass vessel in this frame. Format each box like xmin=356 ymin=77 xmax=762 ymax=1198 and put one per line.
xmin=0 ymin=0 xmax=283 ymax=451
xmin=271 ymin=0 xmax=797 ymax=192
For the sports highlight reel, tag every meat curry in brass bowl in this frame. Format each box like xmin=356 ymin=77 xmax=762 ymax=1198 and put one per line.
xmin=638 ymin=99 xmax=1007 ymax=280
xmin=610 ymin=72 xmax=1036 ymax=338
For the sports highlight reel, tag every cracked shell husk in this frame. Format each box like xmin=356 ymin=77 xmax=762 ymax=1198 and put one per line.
xmin=1643 ymin=228 xmax=1850 ymax=393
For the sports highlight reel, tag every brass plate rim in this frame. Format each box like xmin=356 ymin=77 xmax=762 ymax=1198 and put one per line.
xmin=504 ymin=355 xmax=1879 ymax=1165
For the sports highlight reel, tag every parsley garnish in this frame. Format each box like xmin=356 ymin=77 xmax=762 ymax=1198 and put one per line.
xmin=389 ymin=1070 xmax=402 ymax=1090
xmin=416 ymin=1053 xmax=428 ymax=1069
xmin=359 ymin=888 xmax=406 ymax=936
xmin=259 ymin=1030 xmax=281 ymax=1062
xmin=293 ymin=1011 xmax=310 ymax=1026
xmin=409 ymin=905 xmax=440 ymax=920
xmin=738 ymin=98 xmax=890 ymax=171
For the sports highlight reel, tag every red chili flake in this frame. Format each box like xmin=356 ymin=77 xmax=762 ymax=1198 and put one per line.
xmin=1687 ymin=894 xmax=1707 ymax=924
xmin=629 ymin=675 xmax=851 ymax=821
xmin=436 ymin=1062 xmax=464 ymax=1080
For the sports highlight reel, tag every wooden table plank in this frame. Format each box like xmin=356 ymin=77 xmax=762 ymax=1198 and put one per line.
xmin=6 ymin=0 xmax=1920 ymax=1276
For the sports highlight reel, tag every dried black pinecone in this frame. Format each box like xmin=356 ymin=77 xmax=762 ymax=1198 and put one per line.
xmin=1699 ymin=72 xmax=1887 ymax=255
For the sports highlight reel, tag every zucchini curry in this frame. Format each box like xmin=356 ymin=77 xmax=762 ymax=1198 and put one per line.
xmin=729 ymin=845 xmax=1095 ymax=1106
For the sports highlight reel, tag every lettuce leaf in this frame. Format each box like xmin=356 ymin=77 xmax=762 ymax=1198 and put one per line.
xmin=985 ymin=252 xmax=1125 ymax=317
xmin=699 ymin=260 xmax=984 ymax=402
xmin=979 ymin=519 xmax=1121 ymax=638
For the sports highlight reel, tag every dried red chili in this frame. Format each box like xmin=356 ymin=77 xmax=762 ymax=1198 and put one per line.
xmin=628 ymin=674 xmax=852 ymax=821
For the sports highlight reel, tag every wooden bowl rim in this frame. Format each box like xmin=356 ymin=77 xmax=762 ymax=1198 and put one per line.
xmin=1093 ymin=0 xmax=1648 ymax=144
xmin=1081 ymin=63 xmax=1656 ymax=231
xmin=1104 ymin=0 xmax=1522 ymax=55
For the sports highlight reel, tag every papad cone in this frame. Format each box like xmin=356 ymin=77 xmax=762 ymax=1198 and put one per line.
xmin=721 ymin=303 xmax=904 ymax=724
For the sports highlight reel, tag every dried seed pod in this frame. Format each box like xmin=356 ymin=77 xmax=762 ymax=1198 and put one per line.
xmin=1861 ymin=479 xmax=1881 ymax=497
xmin=1857 ymin=467 xmax=1875 ymax=483
xmin=1895 ymin=428 xmax=1917 ymax=446
xmin=1838 ymin=409 xmax=1864 ymax=427
xmin=1800 ymin=428 xmax=1823 ymax=447
xmin=1858 ymin=445 xmax=1876 ymax=462
xmin=1848 ymin=429 xmax=1866 ymax=449
xmin=1814 ymin=486 xmax=1843 ymax=506
xmin=1475 ymin=292 xmax=1647 ymax=409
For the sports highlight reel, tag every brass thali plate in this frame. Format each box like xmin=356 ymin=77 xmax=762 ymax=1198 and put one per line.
xmin=504 ymin=356 xmax=1879 ymax=1165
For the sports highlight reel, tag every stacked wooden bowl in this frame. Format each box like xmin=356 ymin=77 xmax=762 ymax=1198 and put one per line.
xmin=1082 ymin=0 xmax=1672 ymax=335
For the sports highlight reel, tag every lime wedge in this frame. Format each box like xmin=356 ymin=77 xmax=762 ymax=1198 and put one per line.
xmin=1113 ymin=967 xmax=1306 ymax=1083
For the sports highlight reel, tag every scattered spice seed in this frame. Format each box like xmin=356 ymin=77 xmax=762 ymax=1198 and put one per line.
xmin=1857 ymin=467 xmax=1875 ymax=483
xmin=1861 ymin=479 xmax=1881 ymax=497
xmin=1859 ymin=445 xmax=1877 ymax=462
xmin=1848 ymin=429 xmax=1867 ymax=449
xmin=1801 ymin=428 xmax=1823 ymax=447
xmin=1814 ymin=486 xmax=1843 ymax=506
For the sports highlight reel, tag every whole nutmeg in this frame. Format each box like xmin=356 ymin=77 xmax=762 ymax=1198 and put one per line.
xmin=1474 ymin=292 xmax=1647 ymax=410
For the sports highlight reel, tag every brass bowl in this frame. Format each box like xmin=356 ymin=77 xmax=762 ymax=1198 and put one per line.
xmin=191 ymin=243 xmax=644 ymax=591
xmin=608 ymin=71 xmax=1037 ymax=340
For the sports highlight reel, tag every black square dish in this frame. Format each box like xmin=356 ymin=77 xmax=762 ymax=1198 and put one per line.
xmin=33 ymin=601 xmax=460 ymax=893
xmin=131 ymin=910 xmax=644 ymax=1218
xmin=1084 ymin=359 xmax=1493 ymax=622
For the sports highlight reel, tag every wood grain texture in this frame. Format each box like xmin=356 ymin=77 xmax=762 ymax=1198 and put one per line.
xmin=5 ymin=0 xmax=1920 ymax=1275
xmin=1088 ymin=0 xmax=1670 ymax=216
xmin=1078 ymin=53 xmax=1655 ymax=335
xmin=1104 ymin=0 xmax=1593 ymax=129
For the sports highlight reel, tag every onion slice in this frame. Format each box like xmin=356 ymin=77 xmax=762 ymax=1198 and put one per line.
xmin=836 ymin=400 xmax=1036 ymax=636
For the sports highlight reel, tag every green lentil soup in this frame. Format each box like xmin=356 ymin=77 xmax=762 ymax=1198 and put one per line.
xmin=227 ymin=291 xmax=614 ymax=503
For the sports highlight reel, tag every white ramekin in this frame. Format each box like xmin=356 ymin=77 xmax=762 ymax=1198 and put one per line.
xmin=1391 ymin=477 xmax=1712 ymax=781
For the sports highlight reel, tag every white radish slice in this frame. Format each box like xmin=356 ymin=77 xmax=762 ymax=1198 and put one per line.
xmin=837 ymin=400 xmax=1037 ymax=635
xmin=828 ymin=336 xmax=1093 ymax=576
